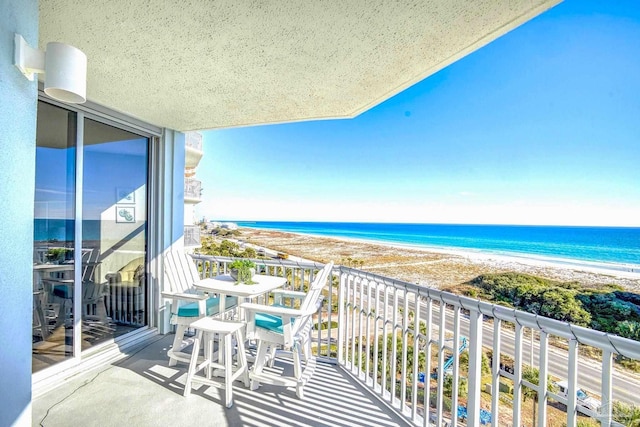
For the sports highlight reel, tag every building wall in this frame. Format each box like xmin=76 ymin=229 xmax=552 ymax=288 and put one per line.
xmin=156 ymin=129 xmax=186 ymax=333
xmin=0 ymin=1 xmax=39 ymax=425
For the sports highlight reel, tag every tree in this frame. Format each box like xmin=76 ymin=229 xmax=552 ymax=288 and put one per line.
xmin=612 ymin=401 xmax=640 ymax=426
xmin=522 ymin=366 xmax=554 ymax=426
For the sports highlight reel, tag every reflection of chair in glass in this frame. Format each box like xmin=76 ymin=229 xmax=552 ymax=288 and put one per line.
xmin=240 ymin=261 xmax=333 ymax=398
xmin=82 ymin=280 xmax=111 ymax=325
xmin=105 ymin=257 xmax=146 ymax=326
xmin=47 ymin=248 xmax=105 ymax=326
xmin=163 ymin=250 xmax=238 ymax=366
xmin=32 ymin=290 xmax=59 ymax=339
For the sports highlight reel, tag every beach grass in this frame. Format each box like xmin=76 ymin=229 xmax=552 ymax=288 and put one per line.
xmin=235 ymin=227 xmax=640 ymax=292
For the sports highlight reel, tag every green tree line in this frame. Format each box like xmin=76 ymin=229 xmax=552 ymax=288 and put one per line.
xmin=456 ymin=272 xmax=640 ymax=341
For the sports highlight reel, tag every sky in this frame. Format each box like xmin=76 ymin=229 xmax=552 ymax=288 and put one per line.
xmin=197 ymin=0 xmax=640 ymax=227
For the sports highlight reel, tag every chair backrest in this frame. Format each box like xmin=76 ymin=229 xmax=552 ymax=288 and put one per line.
xmin=82 ymin=280 xmax=107 ymax=304
xmin=300 ymin=261 xmax=333 ymax=312
xmin=164 ymin=250 xmax=201 ymax=294
xmin=81 ymin=248 xmax=100 ymax=283
xmin=293 ymin=261 xmax=333 ymax=333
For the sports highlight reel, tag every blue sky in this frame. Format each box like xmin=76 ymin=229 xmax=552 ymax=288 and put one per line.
xmin=197 ymin=0 xmax=640 ymax=226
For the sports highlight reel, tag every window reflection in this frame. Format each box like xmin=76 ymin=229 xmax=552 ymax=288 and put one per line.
xmin=82 ymin=119 xmax=148 ymax=348
xmin=33 ymin=102 xmax=77 ymax=372
xmin=33 ymin=104 xmax=150 ymax=373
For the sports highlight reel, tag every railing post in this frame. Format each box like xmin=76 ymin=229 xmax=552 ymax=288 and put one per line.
xmin=411 ymin=291 xmax=421 ymax=422
xmin=467 ymin=308 xmax=483 ymax=427
xmin=423 ymin=297 xmax=433 ymax=427
xmin=451 ymin=306 xmax=461 ymax=427
xmin=365 ymin=278 xmax=373 ymax=383
xmin=337 ymin=270 xmax=346 ymax=365
xmin=491 ymin=318 xmax=501 ymax=424
xmin=599 ymin=349 xmax=613 ymax=426
xmin=357 ymin=277 xmax=365 ymax=375
xmin=513 ymin=322 xmax=524 ymax=427
xmin=567 ymin=339 xmax=579 ymax=427
xmin=401 ymin=288 xmax=410 ymax=411
xmin=538 ymin=330 xmax=549 ymax=427
xmin=350 ymin=276 xmax=358 ymax=371
xmin=381 ymin=284 xmax=390 ymax=399
xmin=436 ymin=300 xmax=446 ymax=427
xmin=391 ymin=287 xmax=399 ymax=405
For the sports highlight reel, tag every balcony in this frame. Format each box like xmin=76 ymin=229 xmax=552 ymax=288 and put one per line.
xmin=185 ymin=132 xmax=203 ymax=169
xmin=33 ymin=256 xmax=640 ymax=426
xmin=184 ymin=178 xmax=202 ymax=203
xmin=184 ymin=225 xmax=201 ymax=248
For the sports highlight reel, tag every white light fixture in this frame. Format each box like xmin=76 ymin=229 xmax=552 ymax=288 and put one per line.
xmin=14 ymin=33 xmax=87 ymax=104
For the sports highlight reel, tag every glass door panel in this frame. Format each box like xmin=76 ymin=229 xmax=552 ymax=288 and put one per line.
xmin=33 ymin=101 xmax=77 ymax=372
xmin=81 ymin=118 xmax=149 ymax=349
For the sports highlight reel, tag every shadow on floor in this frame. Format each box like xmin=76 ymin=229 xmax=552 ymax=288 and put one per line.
xmin=32 ymin=334 xmax=408 ymax=427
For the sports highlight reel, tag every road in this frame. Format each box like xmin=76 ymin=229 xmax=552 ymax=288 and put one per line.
xmin=421 ymin=302 xmax=640 ymax=406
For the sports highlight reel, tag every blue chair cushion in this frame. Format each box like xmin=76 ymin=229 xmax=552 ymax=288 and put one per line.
xmin=52 ymin=285 xmax=72 ymax=299
xmin=255 ymin=312 xmax=295 ymax=334
xmin=176 ymin=295 xmax=238 ymax=317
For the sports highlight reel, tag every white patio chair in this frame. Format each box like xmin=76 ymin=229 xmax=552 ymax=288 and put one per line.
xmin=162 ymin=250 xmax=238 ymax=366
xmin=240 ymin=261 xmax=334 ymax=398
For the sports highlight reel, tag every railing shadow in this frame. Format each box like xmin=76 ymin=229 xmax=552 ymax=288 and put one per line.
xmin=110 ymin=334 xmax=408 ymax=426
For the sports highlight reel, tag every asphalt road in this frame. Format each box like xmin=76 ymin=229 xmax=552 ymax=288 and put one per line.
xmin=420 ymin=302 xmax=640 ymax=407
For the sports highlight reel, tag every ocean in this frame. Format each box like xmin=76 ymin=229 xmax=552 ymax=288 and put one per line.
xmin=234 ymin=221 xmax=640 ymax=267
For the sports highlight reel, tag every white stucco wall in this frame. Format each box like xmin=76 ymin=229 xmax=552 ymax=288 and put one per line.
xmin=156 ymin=129 xmax=185 ymax=334
xmin=0 ymin=1 xmax=39 ymax=425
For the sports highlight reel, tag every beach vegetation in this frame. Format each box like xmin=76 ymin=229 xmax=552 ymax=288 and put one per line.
xmin=465 ymin=273 xmax=591 ymax=325
xmin=453 ymin=272 xmax=640 ymax=341
xmin=197 ymin=237 xmax=257 ymax=258
xmin=612 ymin=401 xmax=640 ymax=426
xmin=209 ymin=226 xmax=240 ymax=237
xmin=340 ymin=257 xmax=365 ymax=268
xmin=521 ymin=366 xmax=556 ymax=426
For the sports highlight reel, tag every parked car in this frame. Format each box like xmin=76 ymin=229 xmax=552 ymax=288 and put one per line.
xmin=555 ymin=380 xmax=601 ymax=414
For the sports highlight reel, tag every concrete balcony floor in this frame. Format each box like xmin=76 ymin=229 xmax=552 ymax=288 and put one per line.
xmin=32 ymin=334 xmax=408 ymax=427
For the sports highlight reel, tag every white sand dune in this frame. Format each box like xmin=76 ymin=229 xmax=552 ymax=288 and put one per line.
xmin=238 ymin=227 xmax=640 ymax=292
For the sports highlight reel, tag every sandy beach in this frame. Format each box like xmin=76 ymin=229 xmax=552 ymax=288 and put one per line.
xmin=237 ymin=227 xmax=640 ymax=292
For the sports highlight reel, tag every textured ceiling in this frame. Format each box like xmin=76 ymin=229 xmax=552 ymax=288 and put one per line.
xmin=39 ymin=0 xmax=561 ymax=131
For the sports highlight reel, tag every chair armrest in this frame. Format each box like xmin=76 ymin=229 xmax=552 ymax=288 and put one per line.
xmin=272 ymin=289 xmax=307 ymax=306
xmin=161 ymin=291 xmax=208 ymax=302
xmin=240 ymin=302 xmax=316 ymax=317
xmin=271 ymin=289 xmax=306 ymax=298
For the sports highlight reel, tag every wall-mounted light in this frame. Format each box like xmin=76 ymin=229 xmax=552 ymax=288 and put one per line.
xmin=14 ymin=33 xmax=87 ymax=104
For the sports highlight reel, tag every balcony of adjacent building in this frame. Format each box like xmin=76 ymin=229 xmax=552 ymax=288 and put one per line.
xmin=185 ymin=132 xmax=204 ymax=169
xmin=32 ymin=256 xmax=640 ymax=427
xmin=184 ymin=224 xmax=201 ymax=248
xmin=185 ymin=178 xmax=202 ymax=204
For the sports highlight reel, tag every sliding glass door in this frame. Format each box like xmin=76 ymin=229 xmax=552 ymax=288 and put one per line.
xmin=81 ymin=118 xmax=149 ymax=349
xmin=33 ymin=101 xmax=150 ymax=372
xmin=32 ymin=102 xmax=77 ymax=370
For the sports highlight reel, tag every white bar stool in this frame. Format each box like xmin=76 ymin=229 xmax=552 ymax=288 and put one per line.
xmin=183 ymin=317 xmax=249 ymax=408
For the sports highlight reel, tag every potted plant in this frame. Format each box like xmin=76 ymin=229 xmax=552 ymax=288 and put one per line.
xmin=229 ymin=259 xmax=256 ymax=284
xmin=46 ymin=248 xmax=70 ymax=264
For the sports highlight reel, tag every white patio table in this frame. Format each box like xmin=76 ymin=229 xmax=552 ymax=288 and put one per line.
xmin=193 ymin=274 xmax=287 ymax=374
xmin=194 ymin=273 xmax=287 ymax=315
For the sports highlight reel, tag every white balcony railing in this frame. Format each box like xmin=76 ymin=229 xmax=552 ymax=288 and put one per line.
xmin=185 ymin=132 xmax=203 ymax=152
xmin=191 ymin=255 xmax=640 ymax=427
xmin=184 ymin=225 xmax=201 ymax=247
xmin=184 ymin=178 xmax=202 ymax=202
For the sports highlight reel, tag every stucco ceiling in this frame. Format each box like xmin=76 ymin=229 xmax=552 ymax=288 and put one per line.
xmin=39 ymin=0 xmax=561 ymax=132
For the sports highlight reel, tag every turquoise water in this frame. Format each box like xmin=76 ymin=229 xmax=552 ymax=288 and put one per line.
xmin=234 ymin=221 xmax=640 ymax=267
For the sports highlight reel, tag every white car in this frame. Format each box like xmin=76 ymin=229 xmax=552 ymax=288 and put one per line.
xmin=555 ymin=380 xmax=601 ymax=413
